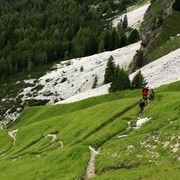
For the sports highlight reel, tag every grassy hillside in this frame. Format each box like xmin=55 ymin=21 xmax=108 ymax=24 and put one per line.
xmin=0 ymin=81 xmax=179 ymax=179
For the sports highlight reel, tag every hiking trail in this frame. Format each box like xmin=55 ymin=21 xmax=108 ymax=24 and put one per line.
xmin=46 ymin=134 xmax=57 ymax=142
xmin=84 ymin=98 xmax=152 ymax=178
xmin=8 ymin=129 xmax=18 ymax=145
xmin=85 ymin=146 xmax=100 ymax=179
xmin=84 ymin=101 xmax=139 ymax=178
xmin=59 ymin=141 xmax=64 ymax=148
xmin=0 ymin=129 xmax=19 ymax=158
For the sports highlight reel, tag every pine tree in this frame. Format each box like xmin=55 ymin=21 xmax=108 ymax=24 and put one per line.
xmin=122 ymin=14 xmax=128 ymax=30
xmin=14 ymin=63 xmax=18 ymax=73
xmin=109 ymin=66 xmax=130 ymax=92
xmin=108 ymin=29 xmax=116 ymax=50
xmin=98 ymin=40 xmax=105 ymax=53
xmin=27 ymin=59 xmax=34 ymax=72
xmin=104 ymin=56 xmax=116 ymax=84
xmin=136 ymin=50 xmax=144 ymax=68
xmin=103 ymin=31 xmax=111 ymax=51
xmin=80 ymin=66 xmax=84 ymax=72
xmin=131 ymin=70 xmax=146 ymax=89
xmin=121 ymin=68 xmax=131 ymax=90
xmin=92 ymin=75 xmax=98 ymax=89
xmin=109 ymin=65 xmax=120 ymax=92
xmin=64 ymin=51 xmax=69 ymax=60
xmin=127 ymin=29 xmax=140 ymax=44
xmin=8 ymin=63 xmax=13 ymax=75
xmin=88 ymin=34 xmax=98 ymax=55
xmin=120 ymin=32 xmax=127 ymax=47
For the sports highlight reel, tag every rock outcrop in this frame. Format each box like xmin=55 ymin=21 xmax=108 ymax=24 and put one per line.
xmin=129 ymin=0 xmax=180 ymax=73
xmin=140 ymin=0 xmax=175 ymax=54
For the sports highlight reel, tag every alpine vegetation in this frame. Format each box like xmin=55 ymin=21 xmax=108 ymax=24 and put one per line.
xmin=0 ymin=0 xmax=180 ymax=179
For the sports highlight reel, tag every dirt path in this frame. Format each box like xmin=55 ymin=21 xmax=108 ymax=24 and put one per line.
xmin=84 ymin=102 xmax=139 ymax=179
xmin=85 ymin=146 xmax=100 ymax=180
xmin=0 ymin=129 xmax=19 ymax=158
xmin=0 ymin=152 xmax=7 ymax=158
xmin=59 ymin=141 xmax=64 ymax=148
xmin=46 ymin=134 xmax=64 ymax=148
xmin=46 ymin=134 xmax=57 ymax=142
xmin=8 ymin=129 xmax=18 ymax=145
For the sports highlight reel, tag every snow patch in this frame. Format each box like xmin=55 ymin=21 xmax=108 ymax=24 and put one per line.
xmin=20 ymin=42 xmax=140 ymax=105
xmin=130 ymin=48 xmax=180 ymax=88
xmin=136 ymin=117 xmax=151 ymax=128
xmin=117 ymin=134 xmax=128 ymax=138
xmin=57 ymin=84 xmax=110 ymax=104
xmin=112 ymin=3 xmax=150 ymax=29
xmin=127 ymin=145 xmax=135 ymax=150
xmin=163 ymin=141 xmax=170 ymax=148
xmin=172 ymin=143 xmax=179 ymax=153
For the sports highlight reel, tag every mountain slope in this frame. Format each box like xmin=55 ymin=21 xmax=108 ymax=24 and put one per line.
xmin=0 ymin=81 xmax=179 ymax=179
xmin=0 ymin=1 xmax=179 ymax=178
xmin=130 ymin=0 xmax=180 ymax=71
xmin=0 ymin=1 xmax=180 ymax=128
xmin=1 ymin=41 xmax=141 ymax=121
xmin=112 ymin=3 xmax=150 ymax=29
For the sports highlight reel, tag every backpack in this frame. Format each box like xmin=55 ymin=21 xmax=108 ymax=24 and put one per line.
xmin=142 ymin=88 xmax=148 ymax=95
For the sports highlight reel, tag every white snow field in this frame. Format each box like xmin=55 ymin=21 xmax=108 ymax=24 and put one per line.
xmin=62 ymin=48 xmax=180 ymax=104
xmin=57 ymin=84 xmax=110 ymax=104
xmin=7 ymin=46 xmax=178 ymax=119
xmin=112 ymin=3 xmax=150 ymax=29
xmin=130 ymin=48 xmax=180 ymax=88
xmin=19 ymin=42 xmax=141 ymax=104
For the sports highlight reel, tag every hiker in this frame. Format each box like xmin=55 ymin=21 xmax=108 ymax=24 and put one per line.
xmin=138 ymin=99 xmax=145 ymax=118
xmin=142 ymin=86 xmax=148 ymax=101
xmin=149 ymin=89 xmax=155 ymax=101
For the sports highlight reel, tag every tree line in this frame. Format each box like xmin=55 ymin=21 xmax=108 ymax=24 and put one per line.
xmin=0 ymin=0 xmax=141 ymax=78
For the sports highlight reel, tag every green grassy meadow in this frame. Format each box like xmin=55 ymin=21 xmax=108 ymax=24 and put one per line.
xmin=0 ymin=81 xmax=179 ymax=179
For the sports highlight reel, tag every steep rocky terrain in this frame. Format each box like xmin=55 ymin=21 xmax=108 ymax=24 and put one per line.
xmin=130 ymin=0 xmax=180 ymax=71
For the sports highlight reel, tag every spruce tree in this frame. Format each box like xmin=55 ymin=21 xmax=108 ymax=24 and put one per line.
xmin=121 ymin=68 xmax=131 ymax=90
xmin=109 ymin=65 xmax=120 ymax=92
xmin=136 ymin=50 xmax=144 ymax=68
xmin=131 ymin=70 xmax=146 ymax=89
xmin=104 ymin=56 xmax=116 ymax=84
xmin=127 ymin=29 xmax=140 ymax=45
xmin=27 ymin=59 xmax=34 ymax=72
xmin=92 ymin=75 xmax=98 ymax=89
xmin=104 ymin=31 xmax=111 ymax=51
xmin=98 ymin=40 xmax=105 ymax=53
xmin=120 ymin=32 xmax=127 ymax=47
xmin=109 ymin=66 xmax=130 ymax=92
xmin=8 ymin=63 xmax=13 ymax=75
xmin=117 ymin=68 xmax=130 ymax=91
xmin=108 ymin=29 xmax=116 ymax=51
xmin=122 ymin=14 xmax=128 ymax=30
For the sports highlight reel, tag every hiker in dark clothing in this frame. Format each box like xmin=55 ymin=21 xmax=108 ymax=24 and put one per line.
xmin=149 ymin=89 xmax=155 ymax=101
xmin=138 ymin=99 xmax=145 ymax=118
